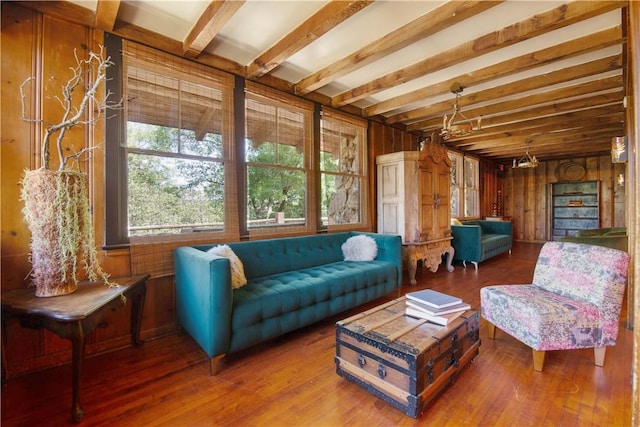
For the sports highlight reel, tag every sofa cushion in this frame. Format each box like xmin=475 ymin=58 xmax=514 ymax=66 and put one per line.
xmin=207 ymin=244 xmax=247 ymax=289
xmin=341 ymin=234 xmax=377 ymax=261
xmin=231 ymin=260 xmax=397 ymax=329
xmin=532 ymin=241 xmax=628 ymax=306
xmin=480 ymin=285 xmax=603 ymax=351
xmin=480 ymin=234 xmax=510 ymax=249
xmin=227 ymin=233 xmax=350 ymax=280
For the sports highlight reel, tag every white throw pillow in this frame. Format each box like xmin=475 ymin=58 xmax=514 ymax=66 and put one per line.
xmin=207 ymin=245 xmax=248 ymax=289
xmin=342 ymin=235 xmax=378 ymax=261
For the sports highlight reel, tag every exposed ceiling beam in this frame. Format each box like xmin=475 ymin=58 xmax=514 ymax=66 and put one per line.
xmin=247 ymin=0 xmax=373 ymax=79
xmin=477 ymin=130 xmax=622 ymax=160
xmin=331 ymin=1 xmax=623 ymax=107
xmin=294 ymin=0 xmax=503 ymax=95
xmin=395 ymin=54 xmax=622 ymax=126
xmin=448 ymin=112 xmax=624 ymax=147
xmin=410 ymin=75 xmax=624 ymax=132
xmin=478 ymin=100 xmax=624 ymax=131
xmin=12 ymin=0 xmax=628 ymax=162
xmin=183 ymin=1 xmax=246 ymax=58
xmin=460 ymin=123 xmax=623 ymax=152
xmin=94 ymin=0 xmax=120 ymax=31
xmin=365 ymin=26 xmax=622 ymax=118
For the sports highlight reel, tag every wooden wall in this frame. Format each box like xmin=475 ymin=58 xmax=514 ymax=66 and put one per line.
xmin=0 ymin=3 xmax=627 ymax=377
xmin=504 ymin=156 xmax=626 ymax=242
xmin=1 ymin=3 xmax=176 ymax=376
xmin=369 ymin=123 xmax=626 ymax=243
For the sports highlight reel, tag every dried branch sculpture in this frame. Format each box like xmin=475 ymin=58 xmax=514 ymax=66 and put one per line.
xmin=20 ymin=46 xmax=120 ymax=297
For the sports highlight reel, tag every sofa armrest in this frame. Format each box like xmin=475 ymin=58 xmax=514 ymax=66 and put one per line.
xmin=559 ymin=235 xmax=628 ymax=252
xmin=353 ymin=232 xmax=403 ymax=288
xmin=450 ymin=225 xmax=482 ymax=261
xmin=478 ymin=220 xmax=513 ymax=236
xmin=175 ymin=246 xmax=233 ymax=358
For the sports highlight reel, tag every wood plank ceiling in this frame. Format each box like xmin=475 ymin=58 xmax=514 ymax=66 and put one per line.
xmin=19 ymin=0 xmax=628 ymax=163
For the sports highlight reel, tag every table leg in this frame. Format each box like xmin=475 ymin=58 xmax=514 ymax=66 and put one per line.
xmin=1 ymin=317 xmax=8 ymax=385
xmin=70 ymin=322 xmax=85 ymax=423
xmin=407 ymin=258 xmax=418 ymax=286
xmin=130 ymin=284 xmax=146 ymax=346
xmin=444 ymin=246 xmax=455 ymax=272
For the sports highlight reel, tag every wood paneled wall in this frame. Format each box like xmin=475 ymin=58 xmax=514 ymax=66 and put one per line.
xmin=1 ymin=3 xmax=176 ymax=376
xmin=369 ymin=119 xmax=626 ymax=242
xmin=504 ymin=156 xmax=626 ymax=242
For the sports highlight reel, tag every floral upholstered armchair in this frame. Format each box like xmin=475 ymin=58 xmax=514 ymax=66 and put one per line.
xmin=480 ymin=241 xmax=629 ymax=371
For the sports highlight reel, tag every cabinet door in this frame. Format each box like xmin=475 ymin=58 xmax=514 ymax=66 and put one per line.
xmin=418 ymin=155 xmax=451 ymax=241
xmin=377 ymin=161 xmax=405 ymax=240
xmin=434 ymin=161 xmax=451 ymax=239
xmin=418 ymin=162 xmax=435 ymax=241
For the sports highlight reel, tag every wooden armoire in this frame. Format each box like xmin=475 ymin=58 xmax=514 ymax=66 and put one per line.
xmin=376 ymin=142 xmax=454 ymax=285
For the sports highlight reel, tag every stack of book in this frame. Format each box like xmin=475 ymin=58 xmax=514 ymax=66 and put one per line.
xmin=405 ymin=289 xmax=470 ymax=326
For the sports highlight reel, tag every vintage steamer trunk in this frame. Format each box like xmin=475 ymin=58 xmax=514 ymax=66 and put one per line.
xmin=335 ymin=297 xmax=480 ymax=418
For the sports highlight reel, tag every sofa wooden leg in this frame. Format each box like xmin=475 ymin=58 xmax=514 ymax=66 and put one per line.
xmin=486 ymin=322 xmax=496 ymax=339
xmin=532 ymin=350 xmax=545 ymax=372
xmin=472 ymin=261 xmax=478 ymax=271
xmin=594 ymin=347 xmax=606 ymax=366
xmin=210 ymin=354 xmax=226 ymax=376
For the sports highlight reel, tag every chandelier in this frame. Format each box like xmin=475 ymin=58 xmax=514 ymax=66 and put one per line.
xmin=440 ymin=83 xmax=482 ymax=141
xmin=512 ymin=143 xmax=538 ymax=168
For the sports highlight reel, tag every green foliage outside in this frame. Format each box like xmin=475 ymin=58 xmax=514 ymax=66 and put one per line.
xmin=127 ymin=123 xmax=312 ymax=234
xmin=246 ymin=140 xmax=306 ymax=225
xmin=127 ymin=123 xmax=224 ymax=235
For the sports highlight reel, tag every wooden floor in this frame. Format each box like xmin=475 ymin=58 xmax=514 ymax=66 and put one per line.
xmin=1 ymin=242 xmax=633 ymax=426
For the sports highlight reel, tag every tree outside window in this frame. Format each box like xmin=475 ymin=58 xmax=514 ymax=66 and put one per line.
xmin=244 ymin=92 xmax=312 ymax=232
xmin=320 ymin=110 xmax=367 ymax=227
xmin=125 ymin=67 xmax=228 ymax=236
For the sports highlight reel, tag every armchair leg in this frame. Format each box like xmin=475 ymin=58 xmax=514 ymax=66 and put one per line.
xmin=472 ymin=261 xmax=478 ymax=271
xmin=532 ymin=350 xmax=545 ymax=372
xmin=594 ymin=347 xmax=606 ymax=366
xmin=486 ymin=322 xmax=496 ymax=339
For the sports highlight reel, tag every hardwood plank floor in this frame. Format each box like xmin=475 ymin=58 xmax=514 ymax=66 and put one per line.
xmin=1 ymin=242 xmax=632 ymax=426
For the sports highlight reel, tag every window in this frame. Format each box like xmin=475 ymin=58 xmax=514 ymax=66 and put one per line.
xmin=449 ymin=151 xmax=479 ymax=219
xmin=463 ymin=157 xmax=479 ymax=217
xmin=320 ymin=108 xmax=368 ymax=228
xmin=120 ymin=40 xmax=235 ymax=239
xmin=450 ymin=152 xmax=462 ymax=218
xmin=244 ymin=83 xmax=314 ymax=235
xmin=105 ymin=38 xmax=371 ymax=249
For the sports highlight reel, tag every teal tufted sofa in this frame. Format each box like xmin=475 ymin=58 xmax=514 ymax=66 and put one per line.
xmin=450 ymin=220 xmax=513 ymax=270
xmin=175 ymin=232 xmax=402 ymax=375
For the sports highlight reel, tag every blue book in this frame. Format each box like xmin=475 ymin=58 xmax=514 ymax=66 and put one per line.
xmin=405 ymin=289 xmax=462 ymax=309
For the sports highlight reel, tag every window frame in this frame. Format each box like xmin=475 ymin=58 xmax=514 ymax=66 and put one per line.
xmin=449 ymin=150 xmax=480 ymax=220
xmin=243 ymin=82 xmax=316 ymax=237
xmin=105 ymin=36 xmax=236 ymax=246
xmin=104 ymin=36 xmax=372 ymax=250
xmin=319 ymin=107 xmax=369 ymax=231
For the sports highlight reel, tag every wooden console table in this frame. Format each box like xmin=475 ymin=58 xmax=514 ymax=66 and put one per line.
xmin=403 ymin=238 xmax=455 ymax=286
xmin=1 ymin=274 xmax=149 ymax=423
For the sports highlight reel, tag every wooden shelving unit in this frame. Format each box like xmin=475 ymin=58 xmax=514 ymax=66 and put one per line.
xmin=551 ymin=180 xmax=599 ymax=240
